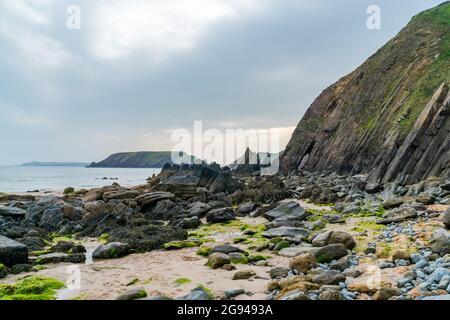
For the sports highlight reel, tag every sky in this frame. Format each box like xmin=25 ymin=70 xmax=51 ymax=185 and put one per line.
xmin=0 ymin=0 xmax=445 ymax=165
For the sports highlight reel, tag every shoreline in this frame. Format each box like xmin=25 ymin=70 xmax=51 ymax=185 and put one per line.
xmin=1 ymin=165 xmax=449 ymax=301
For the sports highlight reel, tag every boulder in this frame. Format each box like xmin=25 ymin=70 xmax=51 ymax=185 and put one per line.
xmin=208 ymin=253 xmax=231 ymax=269
xmin=263 ymin=201 xmax=307 ymax=222
xmin=50 ymin=241 xmax=86 ymax=254
xmin=382 ymin=198 xmax=404 ymax=209
xmin=391 ymin=250 xmax=410 ymax=262
xmin=416 ymin=193 xmax=435 ymax=205
xmin=315 ymin=244 xmax=348 ymax=263
xmin=134 ymin=192 xmax=175 ymax=208
xmin=262 ymin=227 xmax=309 ymax=241
xmin=206 ymin=208 xmax=235 ymax=223
xmin=311 ymin=231 xmax=355 ymax=250
xmin=238 ymin=203 xmax=256 ymax=214
xmin=289 ymin=253 xmax=317 ymax=274
xmin=39 ymin=206 xmax=66 ymax=231
xmin=330 ymin=256 xmax=351 ymax=272
xmin=0 ymin=264 xmax=8 ymax=278
xmin=429 ymin=229 xmax=450 ymax=256
xmin=103 ymin=189 xmax=140 ymax=202
xmin=269 ymin=267 xmax=290 ymax=279
xmin=224 ymin=288 xmax=245 ymax=298
xmin=232 ymin=269 xmax=255 ymax=280
xmin=188 ymin=202 xmax=211 ymax=217
xmin=82 ymin=201 xmax=110 ymax=224
xmin=34 ymin=253 xmax=86 ymax=264
xmin=311 ymin=270 xmax=346 ymax=286
xmin=278 ymin=246 xmax=320 ymax=258
xmin=92 ymin=242 xmax=130 ymax=260
xmin=373 ymin=288 xmax=401 ymax=300
xmin=377 ymin=207 xmax=418 ymax=225
xmin=63 ymin=205 xmax=83 ymax=221
xmin=229 ymin=252 xmax=248 ymax=264
xmin=116 ymin=288 xmax=147 ymax=300
xmin=319 ymin=290 xmax=344 ymax=300
xmin=157 ymin=164 xmax=242 ymax=198
xmin=171 ymin=216 xmax=201 ymax=229
xmin=210 ymin=244 xmax=246 ymax=255
xmin=365 ymin=183 xmax=383 ymax=194
xmin=0 ymin=236 xmax=28 ymax=267
xmin=442 ymin=208 xmax=450 ymax=229
xmin=0 ymin=206 xmax=26 ymax=218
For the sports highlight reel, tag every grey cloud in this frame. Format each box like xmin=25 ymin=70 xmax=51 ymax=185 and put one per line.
xmin=0 ymin=0 xmax=444 ymax=164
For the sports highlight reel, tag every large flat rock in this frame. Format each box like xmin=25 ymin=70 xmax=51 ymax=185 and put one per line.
xmin=262 ymin=226 xmax=309 ymax=241
xmin=278 ymin=246 xmax=321 ymax=258
xmin=0 ymin=205 xmax=26 ymax=218
xmin=0 ymin=236 xmax=28 ymax=267
xmin=263 ymin=201 xmax=307 ymax=222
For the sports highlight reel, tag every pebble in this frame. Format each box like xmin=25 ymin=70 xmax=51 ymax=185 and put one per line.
xmin=410 ymin=253 xmax=423 ymax=264
xmin=415 ymin=259 xmax=429 ymax=269
xmin=395 ymin=259 xmax=410 ymax=267
xmin=224 ymin=288 xmax=245 ymax=298
xmin=379 ymin=261 xmax=395 ymax=269
xmin=417 ymin=282 xmax=431 ymax=292
xmin=397 ymin=277 xmax=413 ymax=288
xmin=429 ymin=268 xmax=450 ymax=283
xmin=341 ymin=289 xmax=355 ymax=300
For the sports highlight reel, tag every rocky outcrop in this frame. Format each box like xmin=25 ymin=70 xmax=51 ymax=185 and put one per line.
xmin=154 ymin=163 xmax=242 ymax=199
xmin=281 ymin=2 xmax=450 ymax=185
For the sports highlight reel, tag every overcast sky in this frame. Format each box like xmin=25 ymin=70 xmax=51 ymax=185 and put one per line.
xmin=0 ymin=0 xmax=444 ymax=165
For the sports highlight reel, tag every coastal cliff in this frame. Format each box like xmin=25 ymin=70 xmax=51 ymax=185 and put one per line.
xmin=281 ymin=2 xmax=450 ymax=185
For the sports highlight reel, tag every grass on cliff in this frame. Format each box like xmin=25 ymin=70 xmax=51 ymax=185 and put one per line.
xmin=396 ymin=2 xmax=450 ymax=135
xmin=0 ymin=276 xmax=64 ymax=300
xmin=358 ymin=2 xmax=450 ymax=138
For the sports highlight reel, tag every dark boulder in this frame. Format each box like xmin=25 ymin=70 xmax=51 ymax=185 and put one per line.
xmin=263 ymin=201 xmax=308 ymax=222
xmin=188 ymin=202 xmax=211 ymax=217
xmin=365 ymin=183 xmax=383 ymax=194
xmin=50 ymin=241 xmax=86 ymax=254
xmin=92 ymin=242 xmax=130 ymax=260
xmin=0 ymin=236 xmax=28 ymax=267
xmin=206 ymin=208 xmax=235 ymax=224
xmin=170 ymin=216 xmax=201 ymax=229
xmin=0 ymin=206 xmax=26 ymax=218
xmin=262 ymin=226 xmax=309 ymax=241
xmin=238 ymin=203 xmax=256 ymax=215
xmin=210 ymin=243 xmax=246 ymax=255
xmin=34 ymin=252 xmax=86 ymax=264
xmin=312 ymin=231 xmax=356 ymax=250
xmin=315 ymin=244 xmax=348 ymax=263
xmin=134 ymin=192 xmax=175 ymax=208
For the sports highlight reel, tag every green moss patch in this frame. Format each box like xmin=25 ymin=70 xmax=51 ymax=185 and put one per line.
xmin=163 ymin=240 xmax=202 ymax=250
xmin=174 ymin=278 xmax=192 ymax=285
xmin=0 ymin=276 xmax=64 ymax=300
xmin=352 ymin=220 xmax=385 ymax=232
xmin=230 ymin=253 xmax=248 ymax=264
xmin=196 ymin=246 xmax=212 ymax=257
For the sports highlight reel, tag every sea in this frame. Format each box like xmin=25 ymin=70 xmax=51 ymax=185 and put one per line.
xmin=0 ymin=166 xmax=161 ymax=193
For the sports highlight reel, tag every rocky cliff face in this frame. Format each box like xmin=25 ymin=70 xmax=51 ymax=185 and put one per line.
xmin=281 ymin=2 xmax=450 ymax=185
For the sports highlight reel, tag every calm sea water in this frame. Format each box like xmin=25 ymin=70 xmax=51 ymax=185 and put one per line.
xmin=0 ymin=166 xmax=161 ymax=193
